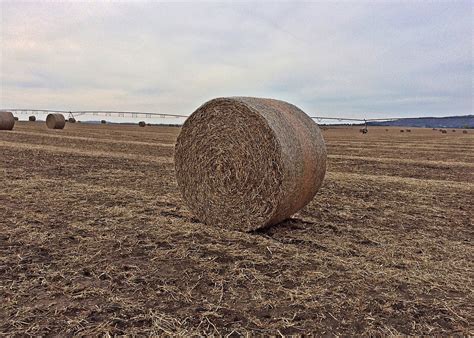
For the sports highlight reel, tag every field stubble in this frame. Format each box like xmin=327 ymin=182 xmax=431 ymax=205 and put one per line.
xmin=1 ymin=122 xmax=473 ymax=335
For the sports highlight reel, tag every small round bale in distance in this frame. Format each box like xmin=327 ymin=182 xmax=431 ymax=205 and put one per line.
xmin=175 ymin=97 xmax=327 ymax=231
xmin=29 ymin=115 xmax=36 ymax=122
xmin=14 ymin=116 xmax=19 ymax=121
xmin=101 ymin=120 xmax=106 ymax=124
xmin=0 ymin=111 xmax=15 ymax=130
xmin=138 ymin=121 xmax=146 ymax=127
xmin=68 ymin=117 xmax=76 ymax=123
xmin=46 ymin=113 xmax=66 ymax=129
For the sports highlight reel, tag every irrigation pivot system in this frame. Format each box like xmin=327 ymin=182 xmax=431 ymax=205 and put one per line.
xmin=1 ymin=108 xmax=400 ymax=128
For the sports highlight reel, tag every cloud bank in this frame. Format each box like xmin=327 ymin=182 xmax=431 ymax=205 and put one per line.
xmin=1 ymin=1 xmax=472 ymax=119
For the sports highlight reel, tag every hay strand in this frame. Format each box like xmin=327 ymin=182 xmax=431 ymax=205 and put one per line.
xmin=0 ymin=111 xmax=15 ymax=130
xmin=46 ymin=113 xmax=66 ymax=129
xmin=175 ymin=97 xmax=327 ymax=231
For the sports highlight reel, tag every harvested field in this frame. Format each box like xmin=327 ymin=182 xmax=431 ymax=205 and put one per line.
xmin=1 ymin=123 xmax=473 ymax=335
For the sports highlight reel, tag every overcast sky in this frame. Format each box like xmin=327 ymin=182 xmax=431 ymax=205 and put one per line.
xmin=1 ymin=1 xmax=472 ymax=121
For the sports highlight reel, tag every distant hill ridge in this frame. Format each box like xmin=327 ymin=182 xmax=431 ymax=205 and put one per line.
xmin=367 ymin=115 xmax=473 ymax=128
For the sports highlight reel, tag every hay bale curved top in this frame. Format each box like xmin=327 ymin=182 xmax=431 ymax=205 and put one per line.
xmin=0 ymin=111 xmax=15 ymax=130
xmin=175 ymin=97 xmax=327 ymax=231
xmin=46 ymin=113 xmax=66 ymax=129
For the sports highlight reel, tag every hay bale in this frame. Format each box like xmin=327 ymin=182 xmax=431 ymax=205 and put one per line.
xmin=462 ymin=130 xmax=468 ymax=134
xmin=0 ymin=111 xmax=15 ymax=130
xmin=400 ymin=130 xmax=404 ymax=133
xmin=14 ymin=116 xmax=19 ymax=121
xmin=46 ymin=113 xmax=66 ymax=129
xmin=68 ymin=117 xmax=76 ymax=123
xmin=29 ymin=115 xmax=36 ymax=122
xmin=138 ymin=121 xmax=146 ymax=127
xmin=175 ymin=97 xmax=327 ymax=231
xmin=441 ymin=130 xmax=447 ymax=134
xmin=406 ymin=129 xmax=411 ymax=132
xmin=101 ymin=120 xmax=106 ymax=124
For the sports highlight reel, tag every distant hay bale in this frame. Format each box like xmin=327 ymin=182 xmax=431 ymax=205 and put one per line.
xmin=14 ymin=116 xmax=19 ymax=121
xmin=441 ymin=130 xmax=447 ymax=134
xmin=463 ymin=130 xmax=468 ymax=134
xmin=68 ymin=117 xmax=76 ymax=123
xmin=29 ymin=115 xmax=36 ymax=122
xmin=138 ymin=121 xmax=146 ymax=127
xmin=46 ymin=113 xmax=66 ymax=129
xmin=175 ymin=97 xmax=327 ymax=231
xmin=101 ymin=120 xmax=107 ymax=124
xmin=406 ymin=129 xmax=411 ymax=132
xmin=0 ymin=111 xmax=15 ymax=130
xmin=452 ymin=129 xmax=456 ymax=132
xmin=400 ymin=130 xmax=404 ymax=133
xmin=359 ymin=128 xmax=367 ymax=134
xmin=385 ymin=129 xmax=389 ymax=131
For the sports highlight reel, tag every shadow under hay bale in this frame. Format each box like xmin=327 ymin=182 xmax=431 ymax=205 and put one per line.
xmin=0 ymin=111 xmax=15 ymax=130
xmin=29 ymin=115 xmax=36 ymax=122
xmin=46 ymin=113 xmax=66 ymax=129
xmin=175 ymin=97 xmax=327 ymax=231
xmin=138 ymin=121 xmax=146 ymax=127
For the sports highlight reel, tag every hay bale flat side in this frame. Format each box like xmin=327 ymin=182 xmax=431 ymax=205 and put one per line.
xmin=29 ymin=115 xmax=36 ymax=122
xmin=46 ymin=113 xmax=66 ymax=129
xmin=0 ymin=111 xmax=15 ymax=130
xmin=175 ymin=97 xmax=327 ymax=231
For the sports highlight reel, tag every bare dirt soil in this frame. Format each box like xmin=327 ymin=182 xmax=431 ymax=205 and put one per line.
xmin=1 ymin=122 xmax=473 ymax=335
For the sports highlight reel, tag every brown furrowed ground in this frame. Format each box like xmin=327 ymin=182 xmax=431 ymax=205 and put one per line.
xmin=1 ymin=122 xmax=473 ymax=335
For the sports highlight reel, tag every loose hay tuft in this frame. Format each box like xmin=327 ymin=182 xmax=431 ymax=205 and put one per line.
xmin=0 ymin=111 xmax=15 ymax=130
xmin=46 ymin=114 xmax=66 ymax=129
xmin=175 ymin=97 xmax=327 ymax=231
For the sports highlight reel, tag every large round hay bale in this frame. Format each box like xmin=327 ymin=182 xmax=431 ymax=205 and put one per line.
xmin=46 ymin=113 xmax=66 ymax=129
xmin=29 ymin=115 xmax=36 ymax=122
xmin=0 ymin=111 xmax=15 ymax=130
xmin=175 ymin=97 xmax=327 ymax=231
xmin=138 ymin=121 xmax=146 ymax=127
